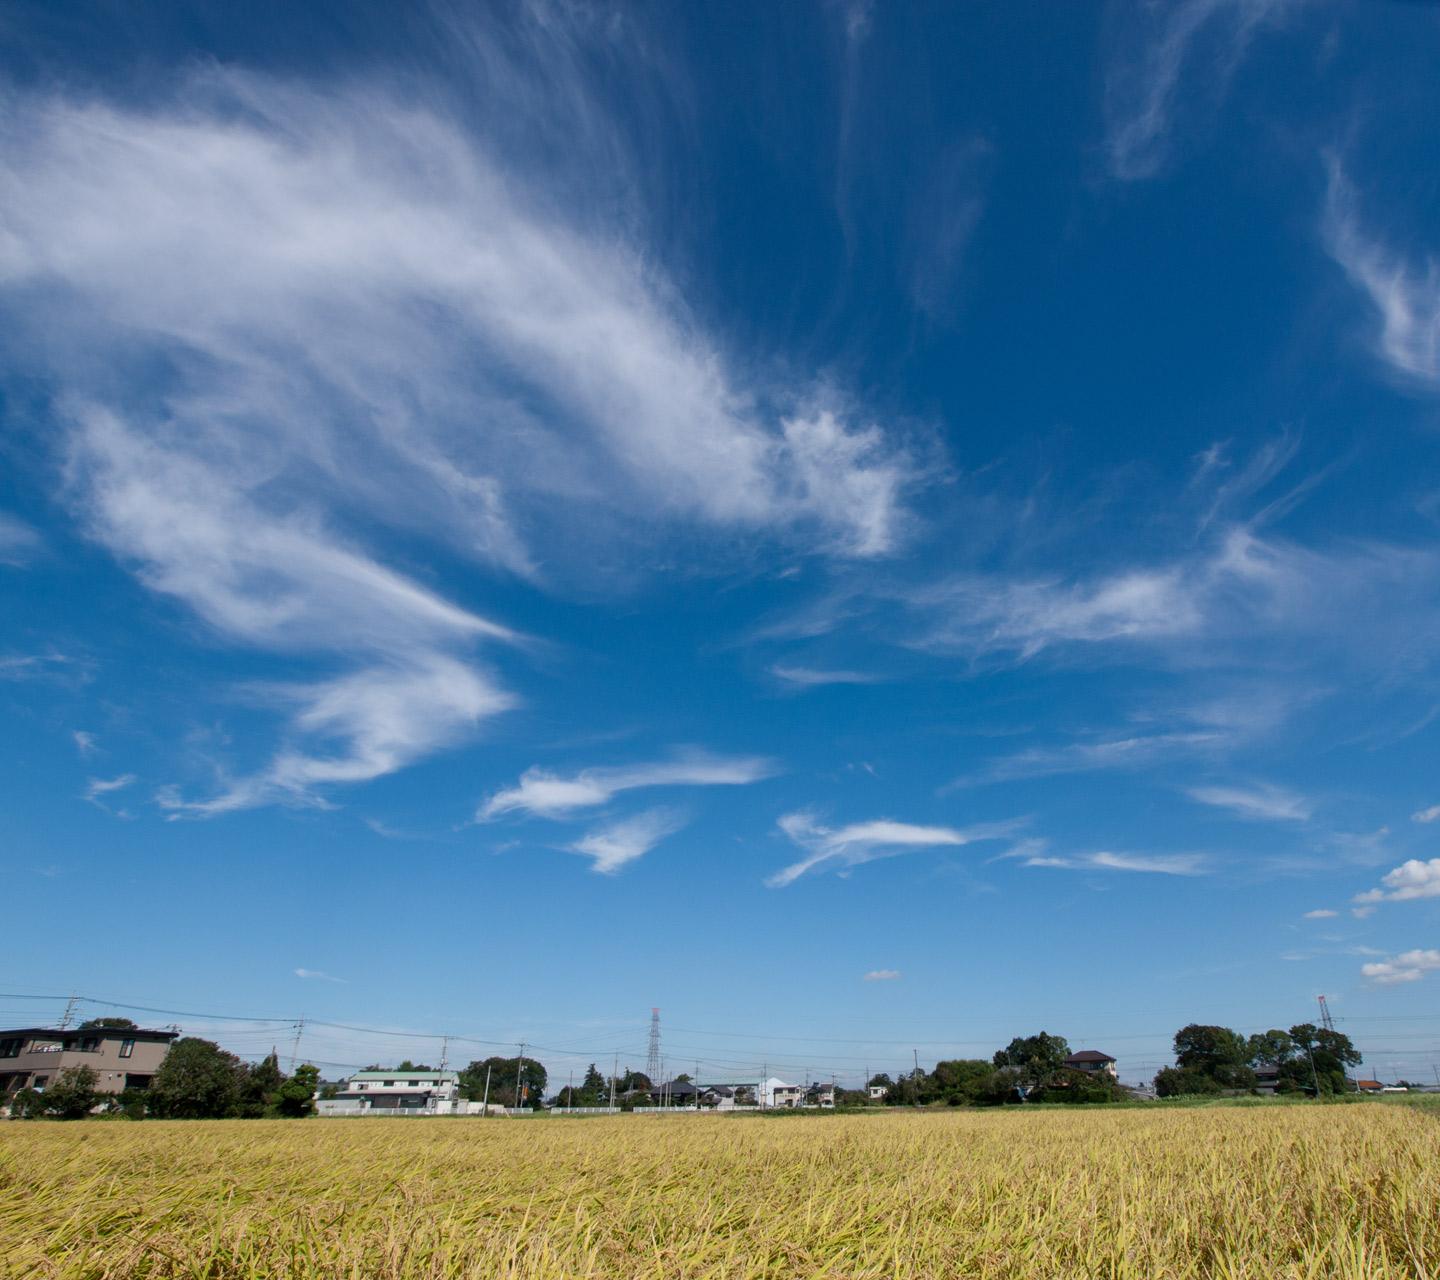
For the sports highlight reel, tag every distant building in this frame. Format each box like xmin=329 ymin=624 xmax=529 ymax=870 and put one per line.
xmin=1061 ymin=1051 xmax=1117 ymax=1079
xmin=318 ymin=1070 xmax=464 ymax=1115
xmin=868 ymin=1084 xmax=887 ymax=1100
xmin=0 ymin=1025 xmax=178 ymax=1101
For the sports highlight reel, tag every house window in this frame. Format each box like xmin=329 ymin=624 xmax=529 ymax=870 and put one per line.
xmin=383 ymin=1080 xmax=394 ymax=1086
xmin=355 ymin=1083 xmax=366 ymax=1090
xmin=33 ymin=1075 xmax=49 ymax=1089
xmin=0 ymin=1038 xmax=21 ymax=1058
xmin=81 ymin=1037 xmax=100 ymax=1053
xmin=408 ymin=1080 xmax=419 ymax=1087
xmin=119 ymin=1039 xmax=135 ymax=1059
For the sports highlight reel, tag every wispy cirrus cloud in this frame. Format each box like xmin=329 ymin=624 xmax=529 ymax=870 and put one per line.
xmin=1323 ymin=158 xmax=1440 ymax=389
xmin=481 ymin=751 xmax=777 ymax=820
xmin=1103 ymin=0 xmax=1306 ymax=180
xmin=295 ymin=968 xmax=344 ymax=983
xmin=1303 ymin=909 xmax=1337 ymax=919
xmin=1353 ymin=859 xmax=1440 ymax=908
xmin=768 ymin=811 xmax=1019 ymax=887
xmin=571 ymin=807 xmax=687 ymax=874
xmin=862 ymin=969 xmax=901 ymax=981
xmin=1187 ymin=782 xmax=1311 ymax=823
xmin=0 ymin=51 xmax=920 ymax=816
xmin=1360 ymin=948 xmax=1440 ymax=987
xmin=769 ymin=665 xmax=883 ymax=687
xmin=1016 ymin=841 xmax=1206 ymax=877
xmin=1413 ymin=805 xmax=1440 ymax=824
xmin=83 ymin=774 xmax=136 ymax=806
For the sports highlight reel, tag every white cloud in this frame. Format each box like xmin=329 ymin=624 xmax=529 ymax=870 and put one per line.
xmin=84 ymin=774 xmax=136 ymax=802
xmin=1303 ymin=909 xmax=1338 ymax=919
xmin=481 ymin=751 xmax=776 ymax=820
xmin=1020 ymin=847 xmax=1206 ymax=876
xmin=769 ymin=665 xmax=883 ymax=687
xmin=1353 ymin=859 xmax=1440 ymax=907
xmin=295 ymin=968 xmax=344 ymax=982
xmin=1103 ymin=0 xmax=1304 ymax=180
xmin=73 ymin=731 xmax=98 ymax=756
xmin=1360 ymin=949 xmax=1440 ymax=987
xmin=968 ymin=731 xmax=1223 ymax=785
xmin=571 ymin=807 xmax=687 ymax=874
xmin=768 ymin=812 xmax=1018 ymax=887
xmin=1412 ymin=805 xmax=1440 ymax=824
xmin=0 ymin=73 xmax=916 ymax=566
xmin=1324 ymin=159 xmax=1440 ymax=388
xmin=1187 ymin=783 xmax=1311 ymax=822
xmin=862 ymin=969 xmax=901 ymax=981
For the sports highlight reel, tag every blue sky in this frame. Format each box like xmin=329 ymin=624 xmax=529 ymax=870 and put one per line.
xmin=3 ymin=0 xmax=1440 ymax=1088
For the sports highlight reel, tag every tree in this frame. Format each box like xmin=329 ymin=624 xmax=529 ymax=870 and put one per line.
xmin=993 ymin=1032 xmax=1070 ymax=1083
xmin=930 ymin=1060 xmax=999 ymax=1106
xmin=271 ymin=1064 xmax=319 ymax=1117
xmin=78 ymin=1017 xmax=138 ymax=1030
xmin=1282 ymin=1024 xmax=1361 ymax=1095
xmin=235 ymin=1052 xmax=283 ymax=1118
xmin=618 ymin=1070 xmax=651 ymax=1093
xmin=1245 ymin=1029 xmax=1294 ymax=1066
xmin=14 ymin=1065 xmax=101 ymax=1119
xmin=673 ymin=1073 xmax=693 ymax=1084
xmin=457 ymin=1057 xmax=547 ymax=1107
xmin=867 ymin=1073 xmax=893 ymax=1091
xmin=395 ymin=1061 xmax=433 ymax=1072
xmin=1154 ymin=1066 xmax=1222 ymax=1098
xmin=580 ymin=1063 xmax=607 ymax=1100
xmin=148 ymin=1037 xmax=242 ymax=1119
xmin=1168 ymin=1024 xmax=1255 ymax=1092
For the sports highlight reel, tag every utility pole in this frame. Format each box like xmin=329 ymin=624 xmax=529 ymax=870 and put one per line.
xmin=568 ymin=1068 xmax=574 ymax=1109
xmin=515 ymin=1043 xmax=525 ymax=1112
xmin=59 ymin=992 xmax=80 ymax=1030
xmin=761 ymin=1061 xmax=767 ymax=1109
xmin=913 ymin=1049 xmax=920 ymax=1079
xmin=1305 ymin=1038 xmax=1321 ymax=1098
xmin=440 ymin=1034 xmax=450 ymax=1072
xmin=290 ymin=1016 xmax=306 ymax=1072
xmin=482 ymin=1065 xmax=492 ymax=1116
xmin=610 ymin=1052 xmax=618 ymax=1112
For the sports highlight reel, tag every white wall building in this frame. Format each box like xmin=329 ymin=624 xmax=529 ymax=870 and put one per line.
xmin=318 ymin=1069 xmax=465 ymax=1116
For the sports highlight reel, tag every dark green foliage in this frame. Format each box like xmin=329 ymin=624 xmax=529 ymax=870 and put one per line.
xmin=1157 ymin=1021 xmax=1362 ymax=1096
xmin=395 ymin=1060 xmax=433 ymax=1072
xmin=271 ymin=1064 xmax=319 ymax=1117
xmin=148 ymin=1037 xmax=243 ymax=1119
xmin=235 ymin=1052 xmax=283 ymax=1118
xmin=9 ymin=1066 xmax=101 ymax=1119
xmin=866 ymin=1073 xmax=893 ymax=1091
xmin=993 ymin=1032 xmax=1070 ymax=1082
xmin=617 ymin=1070 xmax=651 ymax=1093
xmin=1280 ymin=1024 xmax=1362 ymax=1095
xmin=458 ymin=1057 xmax=547 ymax=1107
xmin=107 ymin=1087 xmax=149 ymax=1120
xmin=9 ymin=1087 xmax=45 ymax=1118
xmin=78 ymin=1017 xmax=138 ymax=1030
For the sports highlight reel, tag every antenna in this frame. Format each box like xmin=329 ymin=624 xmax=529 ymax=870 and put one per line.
xmin=1318 ymin=995 xmax=1335 ymax=1033
xmin=646 ymin=1008 xmax=661 ymax=1084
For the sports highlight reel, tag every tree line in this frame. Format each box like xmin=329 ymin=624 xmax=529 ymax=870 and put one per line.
xmin=1153 ymin=1023 xmax=1361 ymax=1097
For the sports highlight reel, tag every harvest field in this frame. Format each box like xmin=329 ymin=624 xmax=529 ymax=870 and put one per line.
xmin=3 ymin=1105 xmax=1439 ymax=1279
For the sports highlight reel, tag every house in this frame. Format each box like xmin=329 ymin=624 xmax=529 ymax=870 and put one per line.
xmin=0 ymin=1025 xmax=178 ymax=1103
xmin=1061 ymin=1050 xmax=1117 ymax=1079
xmin=806 ymin=1083 xmax=837 ymax=1108
xmin=868 ymin=1084 xmax=887 ymax=1100
xmin=1355 ymin=1079 xmax=1385 ymax=1094
xmin=318 ymin=1069 xmax=463 ymax=1115
xmin=1254 ymin=1066 xmax=1281 ymax=1095
xmin=770 ymin=1082 xmax=806 ymax=1107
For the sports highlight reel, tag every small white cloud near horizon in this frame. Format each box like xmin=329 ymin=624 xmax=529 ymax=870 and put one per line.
xmin=570 ymin=807 xmax=687 ymax=874
xmin=769 ymin=812 xmax=1020 ymax=887
xmin=1187 ymin=782 xmax=1311 ymax=823
xmin=1303 ymin=909 xmax=1338 ymax=919
xmin=294 ymin=968 xmax=344 ymax=982
xmin=1412 ymin=805 xmax=1440 ymax=824
xmin=862 ymin=969 xmax=901 ymax=981
xmin=1360 ymin=949 xmax=1440 ymax=987
xmin=481 ymin=751 xmax=777 ymax=820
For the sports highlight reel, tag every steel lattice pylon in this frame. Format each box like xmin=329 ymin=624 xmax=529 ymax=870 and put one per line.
xmin=646 ymin=1007 xmax=661 ymax=1084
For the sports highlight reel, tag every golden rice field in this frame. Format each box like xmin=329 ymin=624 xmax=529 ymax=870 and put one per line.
xmin=3 ymin=1105 xmax=1439 ymax=1280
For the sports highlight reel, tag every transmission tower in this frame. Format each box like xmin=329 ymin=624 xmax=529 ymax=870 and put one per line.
xmin=646 ymin=1008 xmax=662 ymax=1083
xmin=1318 ymin=995 xmax=1335 ymax=1033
